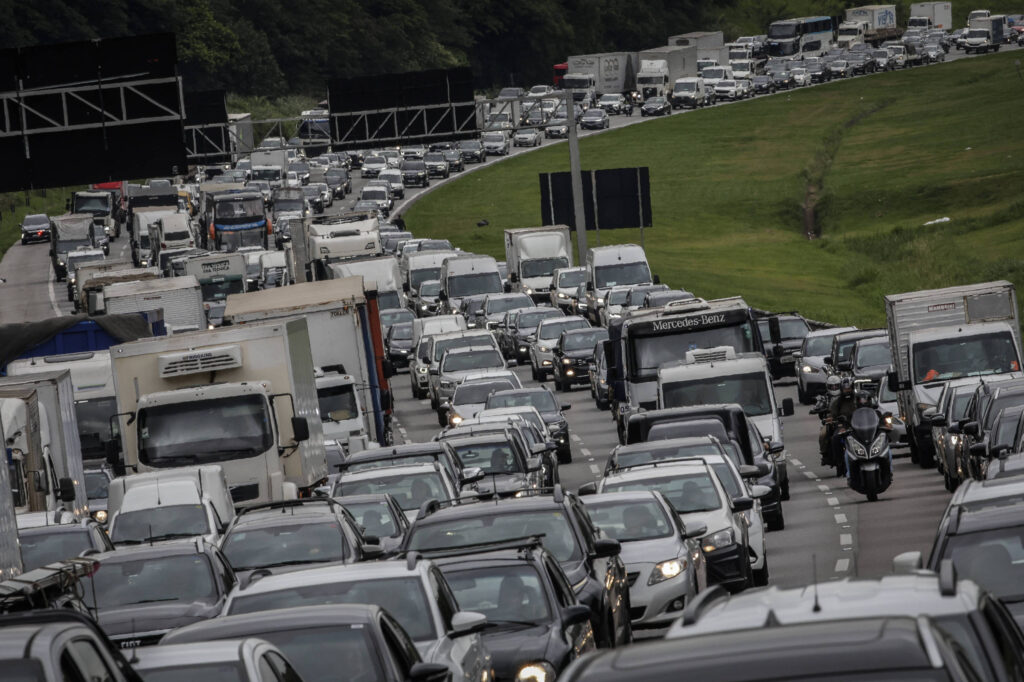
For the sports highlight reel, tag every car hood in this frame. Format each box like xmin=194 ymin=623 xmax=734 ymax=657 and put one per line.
xmin=802 ymin=355 xmax=826 ymax=369
xmin=562 ymin=350 xmax=592 ymax=361
xmin=678 ymin=508 xmax=728 ymax=539
xmin=99 ymin=601 xmax=221 ymax=638
xmin=581 ymin=117 xmax=603 ymax=123
xmin=750 ymin=413 xmax=782 ymax=445
xmin=475 ymin=472 xmax=531 ymax=495
xmin=853 ymin=364 xmax=891 ymax=381
xmin=541 ymin=412 xmax=564 ymax=426
xmin=617 ymin=537 xmax=680 ymax=569
xmin=523 ymin=276 xmax=551 ymax=290
xmin=452 ymin=402 xmax=486 ymax=419
xmin=481 ymin=624 xmax=556 ymax=678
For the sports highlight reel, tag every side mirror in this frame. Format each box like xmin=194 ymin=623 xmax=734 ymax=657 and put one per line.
xmin=362 ymin=544 xmax=385 ymax=560
xmin=409 ymin=662 xmax=451 ymax=682
xmin=577 ymin=482 xmax=598 ymax=496
xmin=461 ymin=466 xmax=486 ymax=485
xmin=793 ymin=351 xmax=803 ymax=361
xmin=526 ymin=456 xmax=542 ymax=472
xmin=57 ymin=477 xmax=76 ymax=503
xmin=592 ymin=537 xmax=621 ymax=558
xmin=930 ymin=413 xmax=947 ymax=427
xmin=503 ymin=281 xmax=512 ymax=293
xmin=749 ymin=484 xmax=772 ymax=500
xmin=680 ymin=520 xmax=707 ymax=539
xmin=780 ymin=398 xmax=795 ymax=417
xmin=768 ymin=441 xmax=785 ymax=454
xmin=450 ymin=611 xmax=487 ymax=636
xmin=963 ymin=421 xmax=980 ymax=437
xmin=731 ymin=496 xmax=754 ymax=512
xmin=738 ymin=464 xmax=760 ymax=479
xmin=438 ymin=290 xmax=448 ymax=301
xmin=892 ymin=551 xmax=923 ymax=574
xmin=560 ymin=604 xmax=592 ymax=627
xmin=561 ymin=403 xmax=572 ymax=411
xmin=509 ymin=272 xmax=520 ymax=283
xmin=313 ymin=485 xmax=330 ymax=497
xmin=652 ymin=274 xmax=661 ymax=284
xmin=586 ymin=281 xmax=594 ymax=291
xmin=768 ymin=316 xmax=781 ymax=345
xmin=969 ymin=442 xmax=987 ymax=458
xmin=291 ymin=416 xmax=310 ymax=442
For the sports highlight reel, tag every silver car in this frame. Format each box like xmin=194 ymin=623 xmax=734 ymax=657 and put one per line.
xmin=425 ymin=330 xmax=502 ymax=408
xmin=583 ymin=490 xmax=708 ymax=630
xmin=434 ymin=345 xmax=508 ymax=407
xmin=529 ymin=316 xmax=590 ymax=381
xmin=795 ymin=326 xmax=856 ymax=404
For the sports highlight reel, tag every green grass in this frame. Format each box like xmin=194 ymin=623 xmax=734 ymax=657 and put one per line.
xmin=0 ymin=190 xmax=78 ymax=260
xmin=405 ymin=51 xmax=1024 ymax=327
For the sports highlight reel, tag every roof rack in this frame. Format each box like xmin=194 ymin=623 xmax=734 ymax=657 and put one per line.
xmin=680 ymin=584 xmax=730 ymax=626
xmin=611 ymin=456 xmax=711 ymax=473
xmin=413 ymin=535 xmax=546 ymax=560
xmin=0 ymin=558 xmax=98 ymax=614
xmin=236 ymin=497 xmax=341 ymax=517
xmin=938 ymin=559 xmax=957 ymax=597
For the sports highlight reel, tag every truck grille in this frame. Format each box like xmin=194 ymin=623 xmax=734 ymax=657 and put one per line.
xmin=158 ymin=345 xmax=243 ymax=377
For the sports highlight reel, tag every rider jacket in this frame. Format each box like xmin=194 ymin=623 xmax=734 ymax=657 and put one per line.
xmin=829 ymin=394 xmax=858 ymax=422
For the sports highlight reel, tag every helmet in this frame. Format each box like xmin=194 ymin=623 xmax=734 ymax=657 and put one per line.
xmin=840 ymin=377 xmax=854 ymax=395
xmin=826 ymin=375 xmax=842 ymax=398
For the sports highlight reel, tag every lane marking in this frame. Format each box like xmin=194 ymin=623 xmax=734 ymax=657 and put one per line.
xmin=840 ymin=533 xmax=853 ymax=546
xmin=827 ymin=497 xmax=839 ymax=506
xmin=789 ymin=457 xmax=802 ymax=466
xmin=835 ymin=558 xmax=850 ymax=572
xmin=802 ymin=471 xmax=816 ymax=479
xmin=817 ymin=484 xmax=829 ymax=492
xmin=419 ymin=400 xmax=430 ymax=406
xmin=47 ymin=266 xmax=62 ymax=317
xmin=580 ymin=448 xmax=591 ymax=457
xmin=589 ymin=464 xmax=600 ymax=475
xmin=570 ymin=434 xmax=583 ymax=443
xmin=834 ymin=513 xmax=848 ymax=524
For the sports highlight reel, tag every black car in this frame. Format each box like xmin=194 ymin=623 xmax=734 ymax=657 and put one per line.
xmin=770 ymin=70 xmax=795 ymax=89
xmin=459 ymin=140 xmax=486 ymax=163
xmin=325 ymin=168 xmax=352 ymax=197
xmin=442 ymin=149 xmax=464 ymax=172
xmin=20 ymin=213 xmax=50 ymax=244
xmin=640 ymin=96 xmax=671 ymax=116
xmin=808 ymin=63 xmax=830 ymax=83
xmin=82 ymin=539 xmax=236 ymax=648
xmin=757 ymin=313 xmax=810 ymax=379
xmin=751 ymin=75 xmax=775 ymax=94
xmin=486 ymin=387 xmax=573 ymax=463
xmin=386 ymin=321 xmax=415 ymax=368
xmin=18 ymin=516 xmax=114 ymax=571
xmin=552 ymin=328 xmax=609 ymax=392
xmin=423 ymin=152 xmax=450 ymax=178
xmin=403 ymin=486 xmax=631 ymax=648
xmin=426 ymin=537 xmax=596 ymax=680
xmin=344 ymin=150 xmax=364 ymax=168
xmin=400 ymin=160 xmax=430 ymax=187
xmin=301 ymin=184 xmax=324 ymax=213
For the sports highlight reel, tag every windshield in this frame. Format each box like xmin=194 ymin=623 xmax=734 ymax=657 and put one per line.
xmin=486 ymin=391 xmax=557 ymax=413
xmin=517 ymin=309 xmax=561 ymax=330
xmin=73 ymin=195 xmax=110 ymax=213
xmin=451 ymin=440 xmax=523 ymax=474
xmin=335 ymin=471 xmax=449 ymax=511
xmin=604 ymin=471 xmax=722 ymax=513
xmin=361 ymin=189 xmax=388 ymax=201
xmin=214 ymin=198 xmax=262 ymax=220
xmin=585 ymin=499 xmax=673 ymax=541
xmin=674 ymin=82 xmax=697 ymax=92
xmin=403 ymin=161 xmax=427 ymax=171
xmin=137 ymin=394 xmax=274 ymax=466
xmin=564 ymin=330 xmax=605 ymax=351
xmin=409 ymin=510 xmax=582 ymax=562
xmin=803 ymin=335 xmax=835 ymax=357
xmin=768 ymin=22 xmax=798 ymax=38
xmin=318 ymin=383 xmax=358 ymax=422
xmin=111 ymin=504 xmax=210 ymax=544
xmin=486 ymin=296 xmax=532 ymax=314
xmin=703 ymin=68 xmax=726 ymax=79
xmin=555 ymin=270 xmax=585 ymax=288
xmin=615 ymin=441 xmax=723 ymax=469
xmin=418 ymin=280 xmax=441 ymax=296
xmin=138 ymin=233 xmax=151 ymax=249
xmin=442 ymin=349 xmax=503 ymax=372
xmin=222 ymin=521 xmax=349 ymax=570
xmin=381 ymin=310 xmax=413 ymax=327
xmin=942 ymin=527 xmax=1024 ymax=602
xmin=630 ymin=321 xmax=756 ymax=380
xmin=215 ymin=228 xmax=264 ymax=252
xmin=142 ymin=664 xmax=244 ymax=682
xmin=562 ymin=77 xmax=590 ymax=89
xmin=83 ymin=554 xmax=216 ymax=609
xmin=199 ymin=279 xmax=244 ymax=302
xmin=607 ymin=289 xmax=630 ymax=305
xmin=482 ymin=133 xmax=505 ymax=143
xmin=432 ymin=336 xmax=491 ymax=362
xmin=74 ymin=396 xmax=118 ymax=460
xmin=912 ymin=332 xmax=1019 ymax=383
xmin=252 ymin=168 xmax=281 ymax=181
xmin=448 ymin=272 xmax=502 ymax=298
xmin=84 ymin=471 xmax=109 ymax=500
xmin=446 ymin=565 xmax=552 ymax=626
xmin=967 ymin=29 xmax=988 ymax=38
xmin=984 ymin=394 xmax=1024 ymax=430
xmin=228 ymin=576 xmax=436 ymax=640
xmin=454 ymin=381 xmax=513 ymax=405
xmin=662 ymin=373 xmax=772 ymax=416
xmin=274 ymin=197 xmax=304 ymax=212
xmin=340 ymin=500 xmax=400 ymax=538
xmin=539 ymin=318 xmax=589 ymax=341
xmin=390 ymin=323 xmax=413 ymax=341
xmin=521 ymin=257 xmax=568 ymax=278
xmin=595 ymin=261 xmax=651 ymax=289
xmin=855 ymin=343 xmax=891 ymax=368
xmin=19 ymin=529 xmax=92 ymax=571
xmin=240 ymin=626 xmax=386 ymax=682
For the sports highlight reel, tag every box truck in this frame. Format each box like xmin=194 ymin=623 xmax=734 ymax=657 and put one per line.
xmin=908 ymin=2 xmax=953 ymax=28
xmin=182 ymin=252 xmax=248 ymax=327
xmin=110 ymin=318 xmax=326 ymax=506
xmin=99 ymin=276 xmax=206 ymax=334
xmin=0 ymin=416 xmax=23 ymax=579
xmin=504 ymin=226 xmax=572 ymax=303
xmin=838 ymin=5 xmax=902 ymax=48
xmin=565 ymin=52 xmax=639 ymax=97
xmin=637 ymin=46 xmax=697 ymax=100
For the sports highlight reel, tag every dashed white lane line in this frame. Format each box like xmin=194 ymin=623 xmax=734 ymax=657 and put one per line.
xmin=817 ymin=484 xmax=830 ymax=492
xmin=802 ymin=471 xmax=817 ymax=479
xmin=418 ymin=400 xmax=430 ymax=406
xmin=835 ymin=558 xmax=850 ymax=572
xmin=834 ymin=513 xmax=848 ymax=524
xmin=840 ymin=533 xmax=853 ymax=546
xmin=47 ymin=267 xmax=62 ymax=317
xmin=580 ymin=448 xmax=591 ymax=457
xmin=589 ymin=464 xmax=601 ymax=475
xmin=827 ymin=497 xmax=840 ymax=506
xmin=570 ymin=434 xmax=583 ymax=444
xmin=789 ymin=457 xmax=802 ymax=466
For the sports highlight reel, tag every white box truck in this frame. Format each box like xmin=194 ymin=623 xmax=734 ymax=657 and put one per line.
xmin=838 ymin=5 xmax=902 ymax=48
xmin=183 ymin=252 xmax=247 ymax=327
xmin=223 ymin=277 xmax=391 ymax=447
xmin=908 ymin=2 xmax=953 ymax=29
xmin=329 ymin=255 xmax=404 ymax=309
xmin=110 ymin=318 xmax=327 ymax=506
xmin=637 ymin=46 xmax=697 ymax=100
xmin=100 ymin=276 xmax=206 ymax=334
xmin=504 ymin=226 xmax=572 ymax=303
xmin=0 ymin=415 xmax=23 ymax=579
xmin=565 ymin=52 xmax=639 ymax=97
xmin=885 ymin=281 xmax=1021 ymax=465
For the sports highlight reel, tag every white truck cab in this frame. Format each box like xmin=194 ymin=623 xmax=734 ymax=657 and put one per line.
xmin=315 ymin=369 xmax=368 ymax=456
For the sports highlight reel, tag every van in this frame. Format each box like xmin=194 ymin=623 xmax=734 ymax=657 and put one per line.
xmin=438 ymin=254 xmax=502 ymax=314
xmin=584 ymin=244 xmax=653 ymax=325
xmin=155 ymin=213 xmax=195 ymax=251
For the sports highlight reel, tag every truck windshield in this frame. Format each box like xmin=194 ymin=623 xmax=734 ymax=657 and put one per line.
xmin=252 ymin=168 xmax=281 ymax=181
xmin=661 ymin=373 xmax=773 ymax=416
xmin=838 ymin=27 xmax=860 ymax=36
xmin=215 ymin=198 xmax=263 ymax=219
xmin=912 ymin=332 xmax=1019 ymax=384
xmin=111 ymin=504 xmax=211 ymax=544
xmin=75 ymin=396 xmax=118 ymax=460
xmin=200 ymin=279 xmax=244 ymax=301
xmin=521 ymin=257 xmax=569 ymax=278
xmin=768 ymin=22 xmax=798 ymax=38
xmin=594 ymin=261 xmax=651 ymax=289
xmin=274 ymin=197 xmax=304 ymax=212
xmin=73 ymin=195 xmax=110 ymax=213
xmin=137 ymin=394 xmax=274 ymax=466
xmin=967 ymin=29 xmax=988 ymax=38
xmin=674 ymin=82 xmax=697 ymax=92
xmin=855 ymin=343 xmax=892 ymax=368
xmin=215 ymin=228 xmax=264 ymax=252
xmin=318 ymin=383 xmax=359 ymax=422
xmin=448 ymin=272 xmax=502 ymax=298
xmin=630 ymin=322 xmax=756 ymax=380
xmin=562 ymin=77 xmax=590 ymax=89
xmin=413 ymin=269 xmax=441 ymax=289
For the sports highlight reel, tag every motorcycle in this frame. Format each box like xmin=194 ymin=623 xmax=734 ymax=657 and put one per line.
xmin=841 ymin=407 xmax=893 ymax=501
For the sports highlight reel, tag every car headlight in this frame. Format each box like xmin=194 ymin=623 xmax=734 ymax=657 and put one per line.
xmin=524 ymin=287 xmax=533 ymax=295
xmin=557 ymin=292 xmax=568 ymax=299
xmin=916 ymin=402 xmax=934 ymax=413
xmin=609 ymin=313 xmax=621 ymax=319
xmin=649 ymin=558 xmax=685 ymax=585
xmin=418 ymin=366 xmax=429 ymax=374
xmin=58 ymin=261 xmax=65 ymax=267
xmin=870 ymin=432 xmax=888 ymax=455
xmin=538 ymin=345 xmax=549 ymax=353
xmin=802 ymin=365 xmax=816 ymax=374
xmin=562 ymin=357 xmax=572 ymax=365
xmin=950 ymin=435 xmax=960 ymax=446
xmin=92 ymin=509 xmax=108 ymax=524
xmin=702 ymin=528 xmax=735 ymax=553
xmin=450 ymin=414 xmax=463 ymax=425
xmin=420 ymin=304 xmax=428 ymax=310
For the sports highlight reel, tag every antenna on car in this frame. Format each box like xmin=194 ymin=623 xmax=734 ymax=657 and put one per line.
xmin=147 ymin=524 xmax=154 ymax=547
xmin=128 ymin=619 xmax=139 ymax=663
xmin=811 ymin=554 xmax=821 ymax=613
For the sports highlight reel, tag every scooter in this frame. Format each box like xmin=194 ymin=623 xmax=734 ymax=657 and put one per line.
xmin=841 ymin=407 xmax=893 ymax=501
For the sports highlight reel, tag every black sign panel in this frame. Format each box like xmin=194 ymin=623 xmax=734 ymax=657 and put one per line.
xmin=627 ymin=307 xmax=751 ymax=337
xmin=539 ymin=167 xmax=652 ymax=230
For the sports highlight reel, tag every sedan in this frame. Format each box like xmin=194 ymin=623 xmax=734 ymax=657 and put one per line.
xmin=423 ymin=152 xmax=450 ymax=178
xmin=751 ymin=75 xmax=775 ymax=94
xmin=640 ymin=96 xmax=671 ymax=116
xmin=714 ymin=80 xmax=742 ymax=101
xmin=442 ymin=149 xmax=464 ymax=172
xmin=598 ymin=93 xmax=627 ymax=114
xmin=545 ymin=117 xmax=569 ymax=138
xmin=20 ymin=213 xmax=50 ymax=244
xmin=513 ymin=128 xmax=542 ymax=147
xmin=481 ymin=132 xmax=510 ymax=156
xmin=828 ymin=60 xmax=850 ymax=78
xmin=579 ymin=108 xmax=610 ymax=130
xmin=770 ymin=70 xmax=795 ymax=89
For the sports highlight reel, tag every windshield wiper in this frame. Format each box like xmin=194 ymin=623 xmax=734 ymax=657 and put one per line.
xmin=125 ymin=598 xmax=178 ymax=605
xmin=147 ymin=533 xmax=200 ymax=542
xmin=484 ymin=619 xmax=541 ymax=628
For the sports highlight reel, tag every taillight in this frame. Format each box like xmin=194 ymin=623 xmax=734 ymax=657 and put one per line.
xmin=161 ymin=242 xmax=167 ymax=248
xmin=266 ymin=217 xmax=273 ymax=235
xmin=209 ymin=222 xmax=215 ymax=239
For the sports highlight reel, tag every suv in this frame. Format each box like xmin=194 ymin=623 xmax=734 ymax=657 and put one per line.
xmin=19 ymin=213 xmax=51 ymax=245
xmin=795 ymin=326 xmax=857 ymax=404
xmin=425 ymin=330 xmax=502 ymax=409
xmin=500 ymin=307 xmax=563 ymax=362
xmin=334 ymin=462 xmax=463 ymax=522
xmin=529 ymin=316 xmax=591 ymax=381
xmin=756 ymin=313 xmax=810 ymax=379
xmin=221 ymin=556 xmax=494 ymax=682
xmin=17 ymin=513 xmax=114 ymax=571
xmin=434 ymin=345 xmax=508 ymax=410
xmin=552 ymin=328 xmax=609 ymax=392
xmin=485 ymin=388 xmax=573 ymax=463
xmin=403 ymin=486 xmax=632 ymax=648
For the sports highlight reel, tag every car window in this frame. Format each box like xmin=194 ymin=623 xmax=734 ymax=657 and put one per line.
xmin=544 ymin=556 xmax=576 ymax=608
xmin=380 ymin=615 xmax=418 ymax=677
xmin=980 ymin=596 xmax=1024 ymax=677
xmin=65 ymin=639 xmax=116 ymax=682
xmin=430 ymin=567 xmax=459 ymax=631
xmin=264 ymin=651 xmax=303 ymax=682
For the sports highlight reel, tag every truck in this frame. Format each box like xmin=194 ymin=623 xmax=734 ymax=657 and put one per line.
xmin=205 ymin=189 xmax=270 ymax=252
xmin=836 ymin=5 xmax=902 ymax=48
xmin=130 ymin=208 xmax=176 ymax=268
xmin=964 ymin=14 xmax=1005 ymax=52
xmin=125 ymin=185 xmax=179 ymax=237
xmin=183 ymin=252 xmax=247 ymax=327
xmin=223 ymin=277 xmax=392 ymax=447
xmin=70 ymin=189 xmax=120 ymax=240
xmin=403 ymin=250 xmax=458 ymax=297
xmin=250 ymin=149 xmax=290 ymax=172
xmin=49 ymin=214 xmax=95 ymax=282
xmin=636 ymin=46 xmax=697 ymax=101
xmin=76 ymin=266 xmax=160 ymax=315
xmin=885 ymin=281 xmax=1021 ymax=466
xmin=328 ymin=255 xmax=404 ymax=309
xmin=504 ymin=226 xmax=572 ymax=303
xmin=110 ymin=318 xmax=326 ymax=506
xmin=301 ymin=211 xmax=382 ymax=282
xmin=669 ymin=31 xmax=729 ymax=65
xmin=583 ymin=244 xmax=653 ymax=325
xmin=565 ymin=52 xmax=639 ymax=98
xmin=0 ymin=371 xmax=88 ymax=518
xmin=560 ymin=72 xmax=597 ymax=105
xmin=439 ymin=254 xmax=503 ymax=315
xmin=908 ymin=2 xmax=953 ymax=29
xmin=98 ymin=276 xmax=206 ymax=334
xmin=0 ymin=416 xmax=22 ymax=579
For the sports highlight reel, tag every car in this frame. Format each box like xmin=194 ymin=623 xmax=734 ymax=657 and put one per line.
xmin=795 ymin=326 xmax=857 ymax=403
xmin=485 ymin=388 xmax=573 ymax=463
xmin=441 ymin=149 xmax=464 ymax=172
xmin=528 ymin=84 xmax=555 ymax=97
xmin=440 ymin=416 xmax=558 ymax=488
xmin=424 ymin=536 xmax=596 ymax=680
xmin=757 ymin=313 xmax=811 ymax=379
xmin=545 ymin=117 xmax=569 ymax=138
xmin=928 ymin=379 xmax=978 ymax=490
xmin=424 ymin=330 xmax=502 ymax=408
xmin=220 ymin=556 xmax=493 ymax=682
xmin=381 ymin=149 xmax=403 ymax=168
xmin=589 ymin=341 xmax=611 ymax=410
xmin=444 ymin=374 xmax=522 ymax=426
xmin=334 ymin=462 xmax=463 ymax=522
xmin=423 ymin=152 xmax=450 ymax=178
xmin=219 ymin=498 xmax=381 ymax=582
xmin=340 ymin=441 xmax=468 ymax=490
xmin=358 ymin=185 xmax=393 ymax=217
xmin=84 ymin=467 xmax=112 ymax=524
xmin=412 ymin=280 xmax=442 ymax=318
xmin=585 ymin=459 xmax=756 ymax=593
xmin=481 ymin=132 xmax=510 ymax=156
xmin=20 ymin=213 xmax=50 ymax=244
xmin=335 ymin=492 xmax=411 ymax=555
xmin=160 ymin=604 xmax=448 ymax=682
xmin=131 ymin=639 xmax=303 ymax=681
xmin=848 ymin=335 xmax=894 ymax=391
xmin=402 ymin=145 xmax=426 ymax=159
xmin=434 ymin=345 xmax=508 ymax=408
xmin=640 ymin=96 xmax=671 ymax=116
xmin=552 ymin=327 xmax=609 ymax=392
xmin=380 ymin=307 xmax=415 ymax=339
xmin=828 ymin=60 xmax=850 ymax=78
xmin=440 ymin=430 xmax=543 ymax=497
xmin=81 ymin=539 xmax=236 ymax=648
xmin=528 ymin=315 xmax=591 ymax=381
xmin=458 ymin=139 xmax=486 ymax=163
xmin=500 ymin=306 xmax=564 ymax=362
xmin=750 ymin=74 xmax=775 ymax=94
xmin=378 ymin=168 xmax=406 ymax=198
xmin=579 ymin=108 xmax=610 ymax=130
xmin=513 ymin=127 xmax=542 ymax=147
xmin=770 ymin=69 xmax=795 ymax=89
xmin=301 ymin=184 xmax=324 ymax=213
xmin=497 ymin=87 xmax=524 ymax=100
xmin=361 ymin=155 xmax=388 ymax=177
xmin=403 ymin=485 xmax=632 ymax=648
xmin=549 ymin=266 xmax=587 ymax=311
xmin=597 ymin=93 xmax=627 ymax=114
xmin=582 ymin=491 xmax=708 ymax=630
xmin=400 ymin=160 xmax=430 ymax=188
xmin=714 ymin=80 xmax=743 ymax=101
xmin=789 ymin=66 xmax=810 ymax=85
xmin=16 ymin=513 xmax=115 ymax=571
xmin=386 ymin=321 xmax=415 ymax=369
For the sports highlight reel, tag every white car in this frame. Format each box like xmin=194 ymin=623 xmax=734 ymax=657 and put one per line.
xmin=790 ymin=67 xmax=809 ymax=86
xmin=513 ymin=128 xmax=542 ymax=147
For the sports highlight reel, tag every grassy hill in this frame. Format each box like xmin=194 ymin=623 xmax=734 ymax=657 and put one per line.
xmin=404 ymin=51 xmax=1024 ymax=327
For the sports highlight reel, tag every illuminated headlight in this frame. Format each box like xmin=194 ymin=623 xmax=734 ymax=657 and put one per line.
xmin=420 ymin=304 xmax=428 ymax=310
xmin=950 ymin=435 xmax=960 ymax=446
xmin=58 ymin=261 xmax=65 ymax=267
xmin=870 ymin=432 xmax=888 ymax=455
xmin=566 ymin=369 xmax=575 ymax=376
xmin=801 ymin=365 xmax=816 ymax=374
xmin=450 ymin=414 xmax=463 ymax=425
xmin=92 ymin=509 xmax=108 ymax=524
xmin=517 ymin=662 xmax=556 ymax=682
xmin=649 ymin=558 xmax=684 ymax=585
xmin=538 ymin=345 xmax=549 ymax=353
xmin=702 ymin=528 xmax=735 ymax=553
xmin=562 ymin=358 xmax=572 ymax=365
xmin=609 ymin=313 xmax=621 ymax=319
xmin=467 ymin=323 xmax=476 ymax=328
xmin=542 ymin=360 xmax=552 ymax=366
xmin=140 ymin=260 xmax=149 ymax=267
xmin=518 ymin=346 xmax=527 ymax=353
xmin=884 ymin=415 xmax=893 ymax=426
xmin=417 ymin=366 xmax=429 ymax=374
xmin=557 ymin=292 xmax=568 ymax=299
xmin=524 ymin=287 xmax=533 ymax=295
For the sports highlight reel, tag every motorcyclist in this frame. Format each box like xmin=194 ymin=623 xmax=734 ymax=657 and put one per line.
xmin=827 ymin=377 xmax=858 ymax=472
xmin=818 ymin=375 xmax=842 ymax=464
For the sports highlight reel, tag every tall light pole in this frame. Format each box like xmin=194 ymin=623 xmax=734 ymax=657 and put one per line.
xmin=565 ymin=90 xmax=588 ymax=265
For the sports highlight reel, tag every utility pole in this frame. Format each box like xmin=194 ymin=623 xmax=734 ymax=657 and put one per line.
xmin=565 ymin=91 xmax=588 ymax=265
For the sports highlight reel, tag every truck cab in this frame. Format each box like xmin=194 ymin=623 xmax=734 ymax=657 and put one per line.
xmin=315 ymin=369 xmax=368 ymax=456
xmin=70 ymin=190 xmax=119 ymax=240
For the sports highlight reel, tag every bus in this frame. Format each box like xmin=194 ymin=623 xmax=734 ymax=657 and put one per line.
xmin=296 ymin=109 xmax=331 ymax=155
xmin=766 ymin=16 xmax=834 ymax=57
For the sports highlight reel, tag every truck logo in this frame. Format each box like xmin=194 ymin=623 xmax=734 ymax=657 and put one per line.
xmin=200 ymin=260 xmax=231 ymax=273
xmin=927 ymin=302 xmax=957 ymax=312
xmin=651 ymin=313 xmax=727 ymax=332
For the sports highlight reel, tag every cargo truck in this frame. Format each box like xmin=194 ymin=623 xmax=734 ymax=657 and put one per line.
xmin=0 ymin=371 xmax=88 ymax=518
xmin=205 ymin=189 xmax=270 ymax=252
xmin=908 ymin=2 xmax=953 ymax=29
xmin=837 ymin=5 xmax=902 ymax=48
xmin=885 ymin=281 xmax=1021 ymax=467
xmin=70 ymin=189 xmax=120 ymax=240
xmin=49 ymin=215 xmax=95 ymax=282
xmin=109 ymin=318 xmax=326 ymax=506
xmin=250 ymin=149 xmax=290 ymax=171
xmin=76 ymin=267 xmax=160 ymax=315
xmin=637 ymin=46 xmax=697 ymax=101
xmin=328 ymin=255 xmax=404 ymax=310
xmin=438 ymin=254 xmax=503 ymax=315
xmin=964 ymin=15 xmax=1005 ymax=52
xmin=403 ymin=250 xmax=458 ymax=297
xmin=302 ymin=211 xmax=382 ymax=282
xmin=223 ymin=277 xmax=391 ymax=447
xmin=183 ymin=252 xmax=247 ymax=327
xmin=504 ymin=226 xmax=572 ymax=303
xmin=0 ymin=416 xmax=23 ymax=579
xmin=97 ymin=276 xmax=206 ymax=334
xmin=565 ymin=52 xmax=639 ymax=98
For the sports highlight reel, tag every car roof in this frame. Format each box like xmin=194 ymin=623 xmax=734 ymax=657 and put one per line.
xmin=602 ymin=459 xmax=710 ymax=484
xmin=91 ymin=538 xmax=210 ymax=562
xmin=339 ymin=462 xmax=442 ymax=482
xmin=415 ymin=492 xmax=566 ymax=524
xmin=132 ymin=640 xmax=256 ymax=668
xmin=951 ymin=475 xmax=1024 ymax=507
xmin=162 ymin=604 xmax=379 ymax=644
xmin=232 ymin=559 xmax=425 ymax=597
xmin=953 ymin=501 xmax=1024 ymax=534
